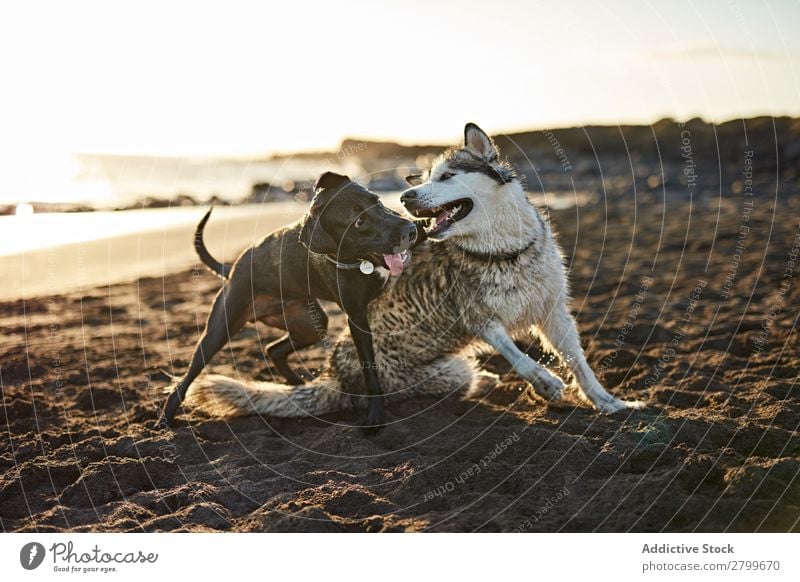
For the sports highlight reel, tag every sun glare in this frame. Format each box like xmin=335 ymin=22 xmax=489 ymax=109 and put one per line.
xmin=0 ymin=0 xmax=798 ymax=207
xmin=15 ymin=203 xmax=34 ymax=216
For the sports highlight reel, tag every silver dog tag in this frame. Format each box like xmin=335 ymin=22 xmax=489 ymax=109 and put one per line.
xmin=359 ymin=260 xmax=374 ymax=274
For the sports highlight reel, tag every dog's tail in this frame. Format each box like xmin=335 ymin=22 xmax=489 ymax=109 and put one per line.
xmin=194 ymin=208 xmax=232 ymax=279
xmin=184 ymin=373 xmax=356 ymax=418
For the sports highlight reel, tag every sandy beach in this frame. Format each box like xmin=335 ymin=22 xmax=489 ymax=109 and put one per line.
xmin=2 ymin=190 xmax=798 ymax=532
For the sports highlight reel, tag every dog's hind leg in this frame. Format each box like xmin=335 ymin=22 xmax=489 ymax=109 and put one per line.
xmin=157 ymin=282 xmax=252 ymax=427
xmin=259 ymin=299 xmax=328 ymax=385
xmin=332 ymin=336 xmax=476 ymax=408
xmin=405 ymin=356 xmax=478 ymax=399
xmin=534 ymin=301 xmax=645 ymax=413
xmin=371 ymin=356 xmax=478 ymax=406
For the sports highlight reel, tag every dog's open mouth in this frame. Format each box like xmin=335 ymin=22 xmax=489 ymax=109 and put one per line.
xmin=368 ymin=249 xmax=412 ymax=276
xmin=409 ymin=199 xmax=473 ymax=238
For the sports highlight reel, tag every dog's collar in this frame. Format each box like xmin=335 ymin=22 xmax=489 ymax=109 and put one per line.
xmin=454 ymin=239 xmax=537 ymax=262
xmin=322 ymin=254 xmax=376 ymax=273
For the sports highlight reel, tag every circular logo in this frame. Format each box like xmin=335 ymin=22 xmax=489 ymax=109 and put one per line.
xmin=20 ymin=542 xmax=46 ymax=570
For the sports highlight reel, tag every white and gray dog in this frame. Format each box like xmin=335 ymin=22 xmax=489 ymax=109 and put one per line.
xmin=186 ymin=123 xmax=644 ymax=419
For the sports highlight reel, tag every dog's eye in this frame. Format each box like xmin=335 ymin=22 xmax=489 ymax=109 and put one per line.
xmin=439 ymin=172 xmax=454 ymax=181
xmin=354 ymin=216 xmax=366 ymax=229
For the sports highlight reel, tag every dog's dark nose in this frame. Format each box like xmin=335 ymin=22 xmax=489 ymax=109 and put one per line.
xmin=400 ymin=189 xmax=417 ymax=205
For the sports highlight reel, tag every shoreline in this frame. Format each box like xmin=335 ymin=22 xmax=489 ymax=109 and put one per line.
xmin=0 ymin=192 xmax=586 ymax=301
xmin=0 ymin=203 xmax=305 ymax=300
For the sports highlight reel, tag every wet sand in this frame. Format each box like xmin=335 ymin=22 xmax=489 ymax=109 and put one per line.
xmin=1 ymin=196 xmax=799 ymax=532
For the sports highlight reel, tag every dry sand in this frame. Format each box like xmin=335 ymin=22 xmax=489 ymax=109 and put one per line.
xmin=2 ymin=197 xmax=799 ymax=532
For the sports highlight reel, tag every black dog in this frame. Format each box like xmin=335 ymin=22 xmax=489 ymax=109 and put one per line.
xmin=156 ymin=172 xmax=420 ymax=429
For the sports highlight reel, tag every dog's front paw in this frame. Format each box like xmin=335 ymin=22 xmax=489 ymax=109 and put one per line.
xmin=362 ymin=398 xmax=386 ymax=435
xmin=530 ymin=373 xmax=565 ymax=401
xmin=467 ymin=371 xmax=501 ymax=398
xmin=514 ymin=359 xmax=564 ymax=401
xmin=595 ymin=396 xmax=646 ymax=413
xmin=154 ymin=416 xmax=173 ymax=430
xmin=155 ymin=392 xmax=182 ymax=429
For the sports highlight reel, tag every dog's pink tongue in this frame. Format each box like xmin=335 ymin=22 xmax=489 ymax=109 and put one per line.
xmin=383 ymin=253 xmax=405 ymax=277
xmin=436 ymin=210 xmax=449 ymax=226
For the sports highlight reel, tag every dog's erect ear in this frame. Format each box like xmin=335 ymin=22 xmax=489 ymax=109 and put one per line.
xmin=464 ymin=122 xmax=498 ymax=161
xmin=405 ymin=173 xmax=423 ymax=186
xmin=314 ymin=171 xmax=351 ymax=192
xmin=299 ymin=212 xmax=339 ymax=255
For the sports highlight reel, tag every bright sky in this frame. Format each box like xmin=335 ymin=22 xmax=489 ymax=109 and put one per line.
xmin=1 ymin=0 xmax=799 ymax=160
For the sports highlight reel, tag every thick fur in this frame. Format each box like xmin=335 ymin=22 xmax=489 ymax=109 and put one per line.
xmin=187 ymin=124 xmax=644 ymax=418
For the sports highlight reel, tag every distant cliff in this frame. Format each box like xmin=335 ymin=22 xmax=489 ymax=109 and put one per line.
xmin=336 ymin=117 xmax=800 ymax=166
